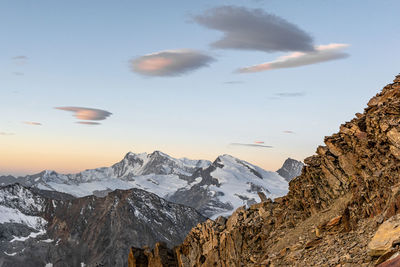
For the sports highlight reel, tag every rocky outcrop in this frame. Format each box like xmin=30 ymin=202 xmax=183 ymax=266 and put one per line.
xmin=130 ymin=74 xmax=400 ymax=266
xmin=277 ymin=158 xmax=304 ymax=182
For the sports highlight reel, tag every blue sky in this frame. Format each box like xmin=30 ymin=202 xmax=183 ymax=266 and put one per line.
xmin=1 ymin=0 xmax=400 ymax=175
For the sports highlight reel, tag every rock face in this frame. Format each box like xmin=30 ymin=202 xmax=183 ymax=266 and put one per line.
xmin=0 ymin=183 xmax=206 ymax=267
xmin=130 ymin=75 xmax=400 ymax=266
xmin=277 ymin=158 xmax=304 ymax=181
xmin=0 ymin=152 xmax=288 ymax=219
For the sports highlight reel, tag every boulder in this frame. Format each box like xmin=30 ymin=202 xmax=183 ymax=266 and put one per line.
xmin=368 ymin=215 xmax=400 ymax=256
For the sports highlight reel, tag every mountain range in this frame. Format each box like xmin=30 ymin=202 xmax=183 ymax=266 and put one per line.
xmin=0 ymin=152 xmax=302 ymax=266
xmin=0 ymin=152 xmax=301 ymax=218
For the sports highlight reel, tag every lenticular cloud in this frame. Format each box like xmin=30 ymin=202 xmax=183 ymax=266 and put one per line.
xmin=131 ymin=49 xmax=215 ymax=77
xmin=55 ymin=107 xmax=112 ymax=125
xmin=238 ymin=43 xmax=350 ymax=73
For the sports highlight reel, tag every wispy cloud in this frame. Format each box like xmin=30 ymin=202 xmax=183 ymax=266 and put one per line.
xmin=230 ymin=143 xmax=273 ymax=148
xmin=194 ymin=6 xmax=314 ymax=53
xmin=275 ymin=92 xmax=306 ymax=98
xmin=224 ymin=80 xmax=244 ymax=84
xmin=131 ymin=49 xmax=215 ymax=77
xmin=12 ymin=56 xmax=28 ymax=60
xmin=12 ymin=72 xmax=24 ymax=76
xmin=283 ymin=130 xmax=295 ymax=134
xmin=0 ymin=132 xmax=15 ymax=136
xmin=23 ymin=121 xmax=42 ymax=126
xmin=76 ymin=121 xmax=101 ymax=125
xmin=55 ymin=107 xmax=112 ymax=124
xmin=238 ymin=43 xmax=350 ymax=73
xmin=12 ymin=56 xmax=28 ymax=65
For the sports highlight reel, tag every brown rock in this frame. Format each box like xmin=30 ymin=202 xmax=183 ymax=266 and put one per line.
xmin=368 ymin=215 xmax=400 ymax=256
xmin=377 ymin=253 xmax=400 ymax=267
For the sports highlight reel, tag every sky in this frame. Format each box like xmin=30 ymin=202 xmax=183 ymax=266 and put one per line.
xmin=1 ymin=0 xmax=400 ymax=176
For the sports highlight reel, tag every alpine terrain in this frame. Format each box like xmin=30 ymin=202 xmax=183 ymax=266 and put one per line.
xmin=0 ymin=183 xmax=206 ymax=266
xmin=0 ymin=152 xmax=289 ymax=218
xmin=129 ymin=75 xmax=400 ymax=266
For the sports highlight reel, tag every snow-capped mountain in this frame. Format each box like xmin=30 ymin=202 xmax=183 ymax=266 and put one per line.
xmin=0 ymin=151 xmax=289 ymax=218
xmin=0 ymin=183 xmax=205 ymax=267
xmin=276 ymin=158 xmax=304 ymax=182
xmin=169 ymin=154 xmax=288 ymax=217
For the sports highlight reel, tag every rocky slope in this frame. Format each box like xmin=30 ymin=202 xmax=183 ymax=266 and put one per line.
xmin=0 ymin=183 xmax=206 ymax=267
xmin=129 ymin=75 xmax=400 ymax=267
xmin=0 ymin=152 xmax=289 ymax=218
xmin=276 ymin=158 xmax=304 ymax=182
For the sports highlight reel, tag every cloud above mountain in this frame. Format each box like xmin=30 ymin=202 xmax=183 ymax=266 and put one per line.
xmin=230 ymin=143 xmax=272 ymax=148
xmin=131 ymin=49 xmax=215 ymax=77
xmin=23 ymin=121 xmax=42 ymax=126
xmin=194 ymin=6 xmax=314 ymax=53
xmin=238 ymin=43 xmax=350 ymax=73
xmin=55 ymin=107 xmax=112 ymax=123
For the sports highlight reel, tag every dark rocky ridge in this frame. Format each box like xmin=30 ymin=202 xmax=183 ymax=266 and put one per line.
xmin=0 ymin=184 xmax=206 ymax=267
xmin=130 ymin=74 xmax=400 ymax=266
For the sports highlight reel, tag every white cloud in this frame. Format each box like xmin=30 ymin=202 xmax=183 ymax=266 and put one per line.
xmin=238 ymin=43 xmax=350 ymax=73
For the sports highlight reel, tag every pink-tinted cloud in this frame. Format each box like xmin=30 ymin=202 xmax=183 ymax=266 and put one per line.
xmin=283 ymin=130 xmax=295 ymax=134
xmin=137 ymin=57 xmax=173 ymax=71
xmin=131 ymin=49 xmax=215 ymax=77
xmin=238 ymin=43 xmax=350 ymax=73
xmin=23 ymin=121 xmax=42 ymax=126
xmin=55 ymin=107 xmax=112 ymax=121
xmin=254 ymin=141 xmax=265 ymax=144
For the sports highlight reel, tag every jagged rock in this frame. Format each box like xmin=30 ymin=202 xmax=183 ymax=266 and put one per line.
xmin=368 ymin=215 xmax=400 ymax=256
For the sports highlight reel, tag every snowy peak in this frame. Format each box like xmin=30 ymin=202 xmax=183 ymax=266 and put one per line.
xmin=277 ymin=158 xmax=304 ymax=182
xmin=167 ymin=154 xmax=289 ymax=218
xmin=112 ymin=151 xmax=211 ymax=178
